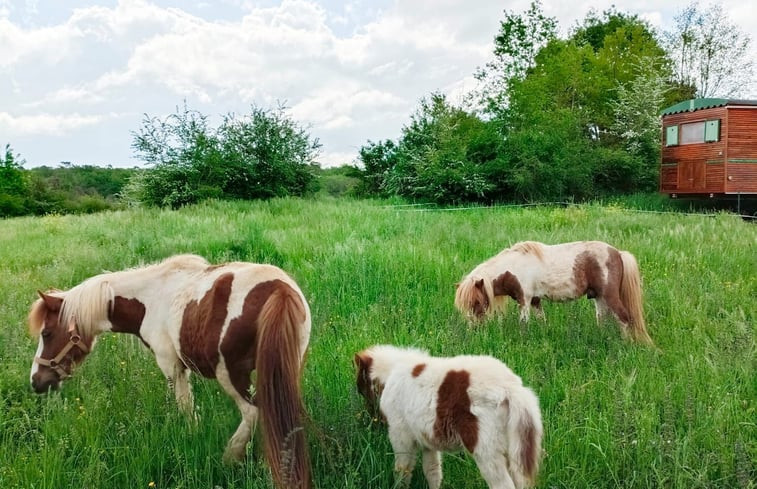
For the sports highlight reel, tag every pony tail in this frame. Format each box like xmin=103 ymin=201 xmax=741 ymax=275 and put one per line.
xmin=256 ymin=284 xmax=312 ymax=489
xmin=619 ymin=251 xmax=654 ymax=346
xmin=504 ymin=386 xmax=543 ymax=488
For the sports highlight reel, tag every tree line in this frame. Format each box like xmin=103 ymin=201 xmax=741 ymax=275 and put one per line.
xmin=1 ymin=2 xmax=753 ymax=217
xmin=352 ymin=2 xmax=753 ymax=204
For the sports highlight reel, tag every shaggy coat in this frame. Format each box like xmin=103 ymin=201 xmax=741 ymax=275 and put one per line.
xmin=28 ymin=254 xmax=312 ymax=489
xmin=455 ymin=240 xmax=653 ymax=345
xmin=355 ymin=345 xmax=543 ymax=489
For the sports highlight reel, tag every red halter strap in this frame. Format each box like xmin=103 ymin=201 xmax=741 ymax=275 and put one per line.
xmin=34 ymin=321 xmax=89 ymax=379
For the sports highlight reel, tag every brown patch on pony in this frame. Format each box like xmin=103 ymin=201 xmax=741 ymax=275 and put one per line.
xmin=492 ymin=271 xmax=525 ymax=306
xmin=520 ymin=415 xmax=539 ymax=483
xmin=509 ymin=241 xmax=544 ymax=260
xmin=434 ymin=370 xmax=478 ymax=453
xmin=109 ymin=296 xmax=148 ymax=347
xmin=109 ymin=297 xmax=145 ymax=333
xmin=572 ymin=251 xmax=605 ymax=299
xmin=254 ymin=280 xmax=311 ymax=489
xmin=355 ymin=352 xmax=379 ymax=409
xmin=412 ymin=363 xmax=426 ymax=377
xmin=220 ymin=279 xmax=288 ymax=403
xmin=179 ymin=272 xmax=234 ymax=377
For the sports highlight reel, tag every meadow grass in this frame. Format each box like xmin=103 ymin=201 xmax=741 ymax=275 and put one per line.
xmin=0 ymin=198 xmax=754 ymax=489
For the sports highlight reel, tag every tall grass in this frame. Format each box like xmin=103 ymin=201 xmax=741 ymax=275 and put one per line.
xmin=0 ymin=198 xmax=754 ymax=488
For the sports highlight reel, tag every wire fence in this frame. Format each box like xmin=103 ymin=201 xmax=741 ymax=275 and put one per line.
xmin=379 ymin=200 xmax=756 ymax=219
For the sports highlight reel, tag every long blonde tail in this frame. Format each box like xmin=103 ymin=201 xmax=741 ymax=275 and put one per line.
xmin=256 ymin=282 xmax=312 ymax=489
xmin=619 ymin=251 xmax=654 ymax=346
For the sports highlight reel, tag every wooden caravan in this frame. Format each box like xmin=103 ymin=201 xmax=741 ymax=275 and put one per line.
xmin=660 ymin=98 xmax=757 ymax=197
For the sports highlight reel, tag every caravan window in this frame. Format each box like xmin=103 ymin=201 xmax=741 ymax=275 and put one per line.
xmin=680 ymin=121 xmax=705 ymax=144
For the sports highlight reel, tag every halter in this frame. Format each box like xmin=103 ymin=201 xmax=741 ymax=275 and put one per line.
xmin=35 ymin=321 xmax=89 ymax=379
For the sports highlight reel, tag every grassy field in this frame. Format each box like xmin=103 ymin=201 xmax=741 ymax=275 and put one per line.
xmin=0 ymin=198 xmax=754 ymax=489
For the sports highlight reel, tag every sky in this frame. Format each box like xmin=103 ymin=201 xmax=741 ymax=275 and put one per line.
xmin=1 ymin=0 xmax=756 ymax=169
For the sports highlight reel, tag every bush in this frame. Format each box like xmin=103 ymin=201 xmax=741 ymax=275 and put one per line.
xmin=129 ymin=103 xmax=320 ymax=207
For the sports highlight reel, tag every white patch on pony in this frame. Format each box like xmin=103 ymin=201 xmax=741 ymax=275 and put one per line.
xmin=30 ymin=335 xmax=43 ymax=385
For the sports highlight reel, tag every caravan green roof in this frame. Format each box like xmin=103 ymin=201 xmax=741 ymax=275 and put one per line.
xmin=661 ymin=98 xmax=757 ymax=116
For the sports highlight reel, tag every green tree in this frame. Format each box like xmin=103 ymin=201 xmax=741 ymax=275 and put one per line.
xmin=493 ymin=10 xmax=671 ymax=199
xmin=129 ymin=103 xmax=319 ymax=207
xmin=0 ymin=144 xmax=30 ymax=217
xmin=474 ymin=1 xmax=557 ymax=114
xmin=388 ymin=94 xmax=499 ymax=204
xmin=355 ymin=139 xmax=398 ymax=197
xmin=218 ymin=106 xmax=320 ymax=200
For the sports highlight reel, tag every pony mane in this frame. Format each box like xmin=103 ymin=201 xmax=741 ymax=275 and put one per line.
xmin=60 ymin=276 xmax=115 ymax=339
xmin=507 ymin=241 xmax=545 ymax=260
xmin=158 ymin=254 xmax=209 ymax=271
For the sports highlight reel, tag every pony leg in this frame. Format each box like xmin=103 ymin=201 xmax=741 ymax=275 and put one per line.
xmin=223 ymin=399 xmax=259 ymax=463
xmin=154 ymin=351 xmax=194 ymax=415
xmin=530 ymin=297 xmax=545 ymax=321
xmin=421 ymin=448 xmax=442 ymax=489
xmin=518 ymin=296 xmax=532 ymax=323
xmin=215 ymin=365 xmax=259 ymax=463
xmin=594 ymin=299 xmax=611 ymax=326
xmin=472 ymin=450 xmax=517 ymax=489
xmin=388 ymin=423 xmax=416 ymax=487
xmin=173 ymin=366 xmax=194 ymax=415
xmin=601 ymin=291 xmax=632 ymax=338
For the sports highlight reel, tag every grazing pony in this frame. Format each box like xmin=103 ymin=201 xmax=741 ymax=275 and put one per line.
xmin=354 ymin=345 xmax=543 ymax=489
xmin=454 ymin=240 xmax=653 ymax=345
xmin=27 ymin=254 xmax=312 ymax=489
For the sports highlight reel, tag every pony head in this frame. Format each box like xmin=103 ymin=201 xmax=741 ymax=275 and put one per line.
xmin=28 ymin=291 xmax=96 ymax=393
xmin=354 ymin=350 xmax=385 ymax=419
xmin=454 ymin=277 xmax=493 ymax=321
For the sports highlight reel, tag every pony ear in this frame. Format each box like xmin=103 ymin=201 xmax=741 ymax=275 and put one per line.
xmin=37 ymin=290 xmax=63 ymax=311
xmin=474 ymin=278 xmax=485 ymax=290
xmin=354 ymin=352 xmax=369 ymax=368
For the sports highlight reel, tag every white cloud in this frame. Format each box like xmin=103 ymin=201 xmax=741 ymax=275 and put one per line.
xmin=0 ymin=112 xmax=103 ymax=135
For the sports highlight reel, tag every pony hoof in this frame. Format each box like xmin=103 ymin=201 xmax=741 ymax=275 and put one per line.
xmin=222 ymin=449 xmax=245 ymax=465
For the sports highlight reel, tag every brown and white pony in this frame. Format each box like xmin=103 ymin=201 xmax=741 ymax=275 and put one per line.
xmin=455 ymin=240 xmax=654 ymax=345
xmin=28 ymin=254 xmax=312 ymax=489
xmin=355 ymin=345 xmax=543 ymax=489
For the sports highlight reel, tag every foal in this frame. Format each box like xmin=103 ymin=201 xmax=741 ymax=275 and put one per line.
xmin=355 ymin=345 xmax=543 ymax=489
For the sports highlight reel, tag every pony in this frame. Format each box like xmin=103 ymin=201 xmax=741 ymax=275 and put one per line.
xmin=354 ymin=345 xmax=543 ymax=489
xmin=454 ymin=240 xmax=654 ymax=345
xmin=27 ymin=254 xmax=312 ymax=489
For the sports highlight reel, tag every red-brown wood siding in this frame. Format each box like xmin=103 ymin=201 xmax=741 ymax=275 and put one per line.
xmin=660 ymin=105 xmax=757 ymax=194
xmin=661 ymin=165 xmax=677 ymax=191
xmin=727 ymin=164 xmax=757 ymax=192
xmin=726 ymin=108 xmax=757 ymax=160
